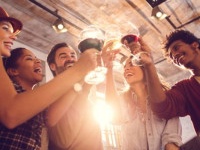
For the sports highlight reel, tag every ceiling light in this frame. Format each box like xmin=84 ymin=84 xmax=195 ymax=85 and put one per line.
xmin=52 ymin=18 xmax=67 ymax=33
xmin=151 ymin=6 xmax=167 ymax=20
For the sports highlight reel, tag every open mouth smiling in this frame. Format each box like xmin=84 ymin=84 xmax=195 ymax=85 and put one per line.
xmin=34 ymin=67 xmax=42 ymax=74
xmin=65 ymin=63 xmax=74 ymax=69
xmin=174 ymin=53 xmax=185 ymax=65
xmin=125 ymin=72 xmax=134 ymax=79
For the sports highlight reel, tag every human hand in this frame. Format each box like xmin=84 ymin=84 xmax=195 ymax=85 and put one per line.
xmin=78 ymin=48 xmax=99 ymax=71
xmin=102 ymin=41 xmax=120 ymax=68
xmin=165 ymin=143 xmax=180 ymax=150
xmin=136 ymin=37 xmax=154 ymax=66
xmin=123 ymin=40 xmax=140 ymax=54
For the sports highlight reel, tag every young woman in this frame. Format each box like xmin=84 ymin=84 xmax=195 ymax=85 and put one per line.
xmin=1 ymin=48 xmax=48 ymax=149
xmin=103 ymin=42 xmax=182 ymax=150
xmin=0 ymin=6 xmax=98 ymax=149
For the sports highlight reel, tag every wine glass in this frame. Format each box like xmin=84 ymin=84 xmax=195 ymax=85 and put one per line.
xmin=104 ymin=24 xmax=131 ymax=69
xmin=130 ymin=51 xmax=149 ymax=66
xmin=120 ymin=21 xmax=140 ymax=45
xmin=104 ymin=24 xmax=122 ymax=49
xmin=78 ymin=25 xmax=107 ymax=85
xmin=120 ymin=22 xmax=147 ymax=66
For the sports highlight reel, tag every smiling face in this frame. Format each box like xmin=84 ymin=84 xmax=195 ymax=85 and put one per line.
xmin=0 ymin=21 xmax=17 ymax=57
xmin=168 ymin=40 xmax=200 ymax=69
xmin=123 ymin=58 xmax=145 ymax=85
xmin=50 ymin=46 xmax=77 ymax=75
xmin=6 ymin=48 xmax=43 ymax=88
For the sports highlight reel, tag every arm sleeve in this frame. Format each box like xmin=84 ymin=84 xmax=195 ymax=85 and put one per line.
xmin=161 ymin=117 xmax=183 ymax=149
xmin=151 ymin=82 xmax=188 ymax=119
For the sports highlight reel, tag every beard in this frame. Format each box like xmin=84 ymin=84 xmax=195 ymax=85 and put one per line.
xmin=55 ymin=65 xmax=67 ymax=74
xmin=55 ymin=61 xmax=75 ymax=74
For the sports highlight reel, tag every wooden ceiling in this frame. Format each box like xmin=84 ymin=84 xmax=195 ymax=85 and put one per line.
xmin=1 ymin=0 xmax=199 ymax=84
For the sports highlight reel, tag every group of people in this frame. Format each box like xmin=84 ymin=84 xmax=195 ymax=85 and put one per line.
xmin=0 ymin=6 xmax=101 ymax=150
xmin=0 ymin=6 xmax=200 ymax=150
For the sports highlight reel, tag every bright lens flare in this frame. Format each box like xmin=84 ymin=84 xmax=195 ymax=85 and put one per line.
xmin=93 ymin=100 xmax=114 ymax=126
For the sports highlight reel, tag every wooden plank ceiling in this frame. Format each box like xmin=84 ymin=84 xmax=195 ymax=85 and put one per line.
xmin=1 ymin=0 xmax=199 ymax=85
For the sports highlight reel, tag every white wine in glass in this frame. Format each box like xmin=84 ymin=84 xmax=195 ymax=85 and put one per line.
xmin=104 ymin=24 xmax=131 ymax=67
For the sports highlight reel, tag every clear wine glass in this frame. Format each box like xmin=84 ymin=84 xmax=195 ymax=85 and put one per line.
xmin=104 ymin=24 xmax=131 ymax=68
xmin=104 ymin=24 xmax=122 ymax=49
xmin=120 ymin=22 xmax=147 ymax=66
xmin=130 ymin=51 xmax=149 ymax=66
xmin=78 ymin=25 xmax=107 ymax=85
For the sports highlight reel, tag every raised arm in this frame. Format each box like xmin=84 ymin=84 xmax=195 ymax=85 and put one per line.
xmin=46 ymin=82 xmax=92 ymax=127
xmin=138 ymin=38 xmax=167 ymax=103
xmin=102 ymin=45 xmax=122 ymax=123
xmin=0 ymin=49 xmax=97 ymax=129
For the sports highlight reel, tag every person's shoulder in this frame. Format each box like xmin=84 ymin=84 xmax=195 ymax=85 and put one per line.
xmin=173 ymin=76 xmax=194 ymax=86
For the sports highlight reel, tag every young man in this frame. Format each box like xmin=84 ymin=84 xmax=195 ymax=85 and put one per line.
xmin=141 ymin=30 xmax=200 ymax=134
xmin=137 ymin=30 xmax=200 ymax=134
xmin=46 ymin=43 xmax=103 ymax=150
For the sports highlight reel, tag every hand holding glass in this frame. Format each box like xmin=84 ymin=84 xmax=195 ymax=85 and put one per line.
xmin=120 ymin=22 xmax=147 ymax=66
xmin=78 ymin=25 xmax=107 ymax=85
xmin=121 ymin=21 xmax=140 ymax=45
xmin=130 ymin=51 xmax=149 ymax=66
xmin=104 ymin=24 xmax=131 ymax=67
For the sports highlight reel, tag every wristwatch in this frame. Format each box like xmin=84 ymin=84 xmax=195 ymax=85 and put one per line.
xmin=73 ymin=83 xmax=82 ymax=92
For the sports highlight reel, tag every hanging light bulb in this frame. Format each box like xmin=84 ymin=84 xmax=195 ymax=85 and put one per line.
xmin=52 ymin=18 xmax=67 ymax=33
xmin=151 ymin=6 xmax=167 ymax=20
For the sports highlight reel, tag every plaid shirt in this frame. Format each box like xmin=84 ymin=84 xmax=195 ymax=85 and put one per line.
xmin=0 ymin=82 xmax=46 ymax=150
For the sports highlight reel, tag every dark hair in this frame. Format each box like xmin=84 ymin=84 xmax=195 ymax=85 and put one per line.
xmin=163 ymin=30 xmax=200 ymax=58
xmin=3 ymin=47 xmax=25 ymax=71
xmin=47 ymin=42 xmax=69 ymax=76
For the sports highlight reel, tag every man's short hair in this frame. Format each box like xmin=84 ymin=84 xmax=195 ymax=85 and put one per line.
xmin=47 ymin=42 xmax=69 ymax=66
xmin=163 ymin=30 xmax=200 ymax=58
xmin=47 ymin=43 xmax=69 ymax=76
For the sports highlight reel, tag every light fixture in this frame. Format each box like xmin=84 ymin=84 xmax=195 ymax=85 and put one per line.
xmin=151 ymin=6 xmax=167 ymax=20
xmin=52 ymin=18 xmax=67 ymax=33
xmin=146 ymin=0 xmax=166 ymax=8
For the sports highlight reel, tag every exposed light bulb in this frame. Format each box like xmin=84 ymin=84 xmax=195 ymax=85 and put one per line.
xmin=156 ymin=11 xmax=163 ymax=18
xmin=57 ymin=24 xmax=64 ymax=30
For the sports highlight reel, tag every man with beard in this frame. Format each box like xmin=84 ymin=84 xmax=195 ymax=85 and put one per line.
xmin=46 ymin=43 xmax=103 ymax=150
xmin=136 ymin=30 xmax=200 ymax=149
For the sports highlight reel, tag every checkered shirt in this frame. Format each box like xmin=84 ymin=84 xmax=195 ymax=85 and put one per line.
xmin=0 ymin=82 xmax=46 ymax=150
